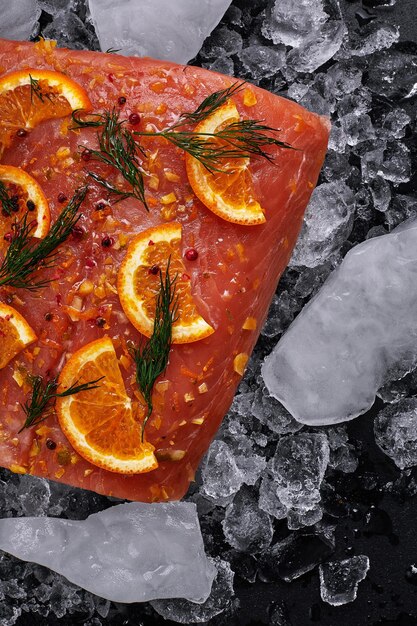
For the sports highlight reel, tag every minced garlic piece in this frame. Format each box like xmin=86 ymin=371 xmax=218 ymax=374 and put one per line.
xmin=164 ymin=170 xmax=180 ymax=182
xmin=10 ymin=464 xmax=27 ymax=475
xmin=242 ymin=317 xmax=257 ymax=330
xmin=234 ymin=353 xmax=249 ymax=376
xmin=56 ymin=146 xmax=71 ymax=159
xmin=243 ymin=88 xmax=257 ymax=107
xmin=184 ymin=392 xmax=195 ymax=404
xmin=191 ymin=417 xmax=205 ymax=425
xmin=198 ymin=382 xmax=208 ymax=394
xmin=148 ymin=174 xmax=160 ymax=190
xmin=78 ymin=279 xmax=94 ymax=296
xmin=156 ymin=449 xmax=186 ymax=461
xmin=161 ymin=192 xmax=177 ymax=205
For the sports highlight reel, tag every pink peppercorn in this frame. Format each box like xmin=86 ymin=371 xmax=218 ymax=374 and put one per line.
xmin=128 ymin=113 xmax=140 ymax=125
xmin=185 ymin=248 xmax=198 ymax=261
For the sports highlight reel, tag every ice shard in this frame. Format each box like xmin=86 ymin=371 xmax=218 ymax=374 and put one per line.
xmin=263 ymin=218 xmax=417 ymax=425
xmin=0 ymin=0 xmax=41 ymax=40
xmin=0 ymin=502 xmax=216 ymax=603
xmin=88 ymin=0 xmax=233 ymax=64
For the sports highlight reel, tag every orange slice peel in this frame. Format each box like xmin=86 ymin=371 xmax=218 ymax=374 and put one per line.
xmin=0 ymin=302 xmax=37 ymax=369
xmin=0 ymin=68 xmax=92 ymax=156
xmin=117 ymin=222 xmax=214 ymax=344
xmin=186 ymin=100 xmax=266 ymax=226
xmin=56 ymin=337 xmax=158 ymax=474
xmin=0 ymin=165 xmax=50 ymax=240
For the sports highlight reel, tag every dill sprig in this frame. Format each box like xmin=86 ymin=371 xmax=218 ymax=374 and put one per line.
xmin=172 ymin=82 xmax=245 ymax=128
xmin=136 ymin=120 xmax=294 ymax=173
xmin=0 ymin=180 xmax=16 ymax=217
xmin=130 ymin=258 xmax=178 ymax=440
xmin=0 ymin=186 xmax=87 ymax=290
xmin=133 ymin=81 xmax=294 ymax=172
xmin=29 ymin=74 xmax=53 ymax=104
xmin=72 ymin=109 xmax=148 ymax=210
xmin=19 ymin=374 xmax=104 ymax=432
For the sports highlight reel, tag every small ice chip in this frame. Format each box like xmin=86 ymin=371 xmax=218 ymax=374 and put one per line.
xmin=0 ymin=502 xmax=216 ymax=603
xmin=289 ymin=181 xmax=355 ymax=268
xmin=374 ymin=398 xmax=417 ymax=469
xmin=151 ymin=557 xmax=234 ymax=624
xmin=319 ymin=556 xmax=370 ymax=605
xmin=263 ymin=0 xmax=347 ymax=73
xmin=200 ymin=440 xmax=244 ymax=505
xmin=261 ymin=529 xmax=335 ymax=582
xmin=223 ymin=486 xmax=273 ymax=553
xmin=263 ymin=219 xmax=417 ymax=426
xmin=272 ymin=433 xmax=330 ymax=512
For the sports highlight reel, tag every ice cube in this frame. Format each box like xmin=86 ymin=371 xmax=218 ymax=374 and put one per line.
xmin=0 ymin=605 xmax=21 ymax=626
xmin=367 ymin=49 xmax=417 ymax=99
xmin=0 ymin=0 xmax=41 ymax=40
xmin=251 ymin=386 xmax=303 ymax=435
xmin=0 ymin=503 xmax=216 ymax=603
xmin=346 ymin=22 xmax=399 ymax=57
xmin=239 ymin=45 xmax=286 ymax=80
xmin=362 ymin=141 xmax=411 ymax=185
xmin=289 ymin=181 xmax=356 ymax=268
xmin=151 ymin=557 xmax=234 ymax=624
xmin=339 ymin=112 xmax=375 ymax=146
xmin=15 ymin=476 xmax=51 ymax=517
xmin=203 ymin=56 xmax=234 ymax=75
xmin=223 ymin=486 xmax=274 ymax=553
xmin=200 ymin=25 xmax=242 ymax=59
xmin=260 ymin=291 xmax=300 ymax=338
xmin=260 ymin=528 xmax=335 ymax=582
xmin=42 ymin=9 xmax=98 ymax=50
xmin=374 ymin=398 xmax=417 ymax=469
xmin=263 ymin=219 xmax=417 ymax=426
xmin=272 ymin=433 xmax=330 ymax=512
xmin=262 ymin=0 xmax=346 ymax=73
xmin=200 ymin=440 xmax=244 ymax=505
xmin=319 ymin=556 xmax=370 ymax=605
xmin=287 ymin=21 xmax=347 ymax=74
xmin=328 ymin=427 xmax=358 ymax=473
xmin=262 ymin=0 xmax=327 ymax=48
xmin=258 ymin=475 xmax=287 ymax=520
xmin=384 ymin=195 xmax=417 ymax=231
xmin=380 ymin=109 xmax=411 ymax=140
xmin=287 ymin=506 xmax=323 ymax=530
xmin=37 ymin=0 xmax=76 ymax=15
xmin=87 ymin=0 xmax=233 ymax=64
xmin=322 ymin=62 xmax=363 ymax=104
xmin=369 ymin=176 xmax=391 ymax=214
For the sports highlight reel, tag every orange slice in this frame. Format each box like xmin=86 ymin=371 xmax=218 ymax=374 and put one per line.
xmin=56 ymin=337 xmax=157 ymax=474
xmin=117 ymin=222 xmax=214 ymax=343
xmin=0 ymin=165 xmax=50 ymax=246
xmin=0 ymin=69 xmax=92 ymax=157
xmin=186 ymin=100 xmax=266 ymax=226
xmin=0 ymin=303 xmax=37 ymax=369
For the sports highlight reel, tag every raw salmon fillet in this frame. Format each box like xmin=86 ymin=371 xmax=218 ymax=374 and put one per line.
xmin=0 ymin=39 xmax=329 ymax=501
